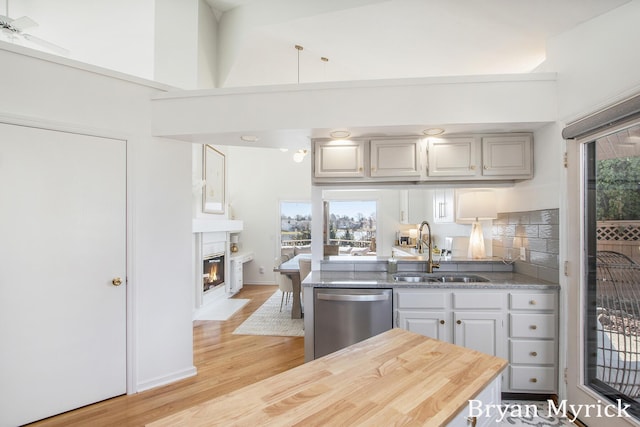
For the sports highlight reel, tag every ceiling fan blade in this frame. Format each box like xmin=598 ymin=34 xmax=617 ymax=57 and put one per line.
xmin=22 ymin=33 xmax=68 ymax=55
xmin=10 ymin=16 xmax=38 ymax=31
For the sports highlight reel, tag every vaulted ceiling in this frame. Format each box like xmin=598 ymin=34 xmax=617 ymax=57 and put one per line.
xmin=205 ymin=0 xmax=630 ymax=87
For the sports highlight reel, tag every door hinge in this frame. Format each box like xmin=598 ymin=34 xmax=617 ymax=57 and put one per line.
xmin=564 ymin=261 xmax=569 ymax=277
xmin=563 ymin=152 xmax=568 ymax=168
xmin=564 ymin=367 xmax=568 ymax=384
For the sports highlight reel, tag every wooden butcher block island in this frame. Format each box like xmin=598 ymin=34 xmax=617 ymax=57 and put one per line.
xmin=149 ymin=329 xmax=507 ymax=426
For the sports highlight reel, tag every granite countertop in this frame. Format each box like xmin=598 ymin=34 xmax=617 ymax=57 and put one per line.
xmin=322 ymin=255 xmax=504 ymax=264
xmin=303 ymin=270 xmax=559 ymax=290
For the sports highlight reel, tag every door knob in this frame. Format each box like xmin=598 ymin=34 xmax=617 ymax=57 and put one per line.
xmin=112 ymin=277 xmax=123 ymax=286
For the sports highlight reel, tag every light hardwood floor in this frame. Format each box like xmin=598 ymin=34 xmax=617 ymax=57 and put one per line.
xmin=29 ymin=285 xmax=305 ymax=427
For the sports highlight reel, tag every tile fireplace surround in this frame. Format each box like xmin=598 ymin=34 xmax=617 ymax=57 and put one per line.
xmin=193 ymin=220 xmax=243 ymax=309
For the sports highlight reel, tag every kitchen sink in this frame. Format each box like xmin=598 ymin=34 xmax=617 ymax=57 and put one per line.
xmin=392 ymin=273 xmax=438 ymax=283
xmin=434 ymin=274 xmax=490 ymax=283
xmin=392 ymin=273 xmax=490 ymax=283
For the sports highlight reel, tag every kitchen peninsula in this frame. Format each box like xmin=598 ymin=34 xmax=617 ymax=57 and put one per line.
xmin=149 ymin=328 xmax=507 ymax=427
xmin=303 ymin=256 xmax=560 ymax=395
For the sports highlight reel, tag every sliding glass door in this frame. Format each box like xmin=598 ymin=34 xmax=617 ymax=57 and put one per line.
xmin=567 ymin=120 xmax=640 ymax=426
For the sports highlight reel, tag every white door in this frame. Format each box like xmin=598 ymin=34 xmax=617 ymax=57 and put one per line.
xmin=0 ymin=123 xmax=127 ymax=426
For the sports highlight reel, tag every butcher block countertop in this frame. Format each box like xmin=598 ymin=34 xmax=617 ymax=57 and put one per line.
xmin=148 ymin=329 xmax=507 ymax=426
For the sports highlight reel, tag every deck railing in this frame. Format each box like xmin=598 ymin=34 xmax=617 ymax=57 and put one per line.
xmin=596 ymin=251 xmax=640 ymax=397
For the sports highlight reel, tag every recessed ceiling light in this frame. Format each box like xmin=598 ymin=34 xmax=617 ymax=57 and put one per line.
xmin=423 ymin=128 xmax=445 ymax=136
xmin=240 ymin=135 xmax=259 ymax=142
xmin=329 ymin=130 xmax=351 ymax=139
xmin=279 ymin=148 xmax=289 ymax=152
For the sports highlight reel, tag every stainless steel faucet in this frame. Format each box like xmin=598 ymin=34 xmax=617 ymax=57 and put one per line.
xmin=418 ymin=220 xmax=440 ymax=273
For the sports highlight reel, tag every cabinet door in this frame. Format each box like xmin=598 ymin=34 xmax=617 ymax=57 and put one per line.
xmin=427 ymin=137 xmax=478 ymax=177
xmin=314 ymin=140 xmax=365 ymax=178
xmin=454 ymin=312 xmax=505 ymax=358
xmin=481 ymin=134 xmax=532 ymax=177
xmin=370 ymin=139 xmax=421 ymax=178
xmin=400 ymin=189 xmax=429 ymax=224
xmin=397 ymin=310 xmax=450 ymax=342
xmin=433 ymin=189 xmax=454 ymax=223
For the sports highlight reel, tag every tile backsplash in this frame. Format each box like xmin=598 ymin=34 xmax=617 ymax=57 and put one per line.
xmin=492 ymin=208 xmax=559 ymax=283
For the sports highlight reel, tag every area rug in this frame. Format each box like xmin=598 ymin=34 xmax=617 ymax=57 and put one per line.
xmin=498 ymin=400 xmax=570 ymax=426
xmin=193 ymin=287 xmax=249 ymax=321
xmin=233 ymin=290 xmax=304 ymax=337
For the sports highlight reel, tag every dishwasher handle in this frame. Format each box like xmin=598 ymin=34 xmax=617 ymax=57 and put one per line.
xmin=316 ymin=292 xmax=390 ymax=302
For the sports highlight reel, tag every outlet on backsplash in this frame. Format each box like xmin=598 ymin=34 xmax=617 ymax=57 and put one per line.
xmin=520 ymin=246 xmax=526 ymax=261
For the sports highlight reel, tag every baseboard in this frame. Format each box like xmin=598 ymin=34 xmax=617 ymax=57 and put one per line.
xmin=135 ymin=366 xmax=197 ymax=393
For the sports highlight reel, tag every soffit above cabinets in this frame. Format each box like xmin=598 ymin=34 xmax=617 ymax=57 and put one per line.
xmin=151 ymin=73 xmax=556 ymax=151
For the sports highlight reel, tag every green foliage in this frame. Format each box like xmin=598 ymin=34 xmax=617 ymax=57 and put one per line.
xmin=596 ymin=157 xmax=640 ymax=220
xmin=343 ymin=228 xmax=353 ymax=245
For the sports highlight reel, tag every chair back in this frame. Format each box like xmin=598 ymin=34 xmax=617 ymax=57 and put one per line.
xmin=298 ymin=258 xmax=312 ymax=282
xmin=274 ymin=256 xmax=293 ymax=292
xmin=323 ymin=244 xmax=339 ymax=256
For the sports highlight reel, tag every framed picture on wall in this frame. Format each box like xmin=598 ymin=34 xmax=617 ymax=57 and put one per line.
xmin=202 ymin=145 xmax=225 ymax=214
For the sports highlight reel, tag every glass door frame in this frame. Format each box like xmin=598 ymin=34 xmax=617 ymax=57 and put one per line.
xmin=565 ymin=117 xmax=640 ymax=427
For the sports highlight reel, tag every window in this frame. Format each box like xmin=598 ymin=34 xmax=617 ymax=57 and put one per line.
xmin=280 ymin=201 xmax=312 ymax=249
xmin=325 ymin=200 xmax=377 ymax=251
xmin=584 ymin=122 xmax=640 ymax=418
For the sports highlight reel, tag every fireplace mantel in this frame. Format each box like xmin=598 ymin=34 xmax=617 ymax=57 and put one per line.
xmin=192 ymin=219 xmax=243 ymax=233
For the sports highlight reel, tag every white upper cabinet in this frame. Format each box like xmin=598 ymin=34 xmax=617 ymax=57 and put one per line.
xmin=313 ymin=133 xmax=533 ymax=183
xmin=482 ymin=134 xmax=533 ymax=177
xmin=432 ymin=188 xmax=455 ymax=223
xmin=370 ymin=138 xmax=421 ymax=178
xmin=314 ymin=140 xmax=365 ymax=178
xmin=399 ymin=189 xmax=429 ymax=224
xmin=427 ymin=137 xmax=478 ymax=177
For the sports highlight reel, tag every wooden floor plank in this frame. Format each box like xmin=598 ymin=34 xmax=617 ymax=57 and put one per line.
xmin=28 ymin=285 xmax=304 ymax=427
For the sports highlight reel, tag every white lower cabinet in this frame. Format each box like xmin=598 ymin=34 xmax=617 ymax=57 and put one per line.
xmin=397 ymin=310 xmax=450 ymax=342
xmin=507 ymin=292 xmax=558 ymax=393
xmin=448 ymin=375 xmax=502 ymax=427
xmin=454 ymin=312 xmax=505 ymax=358
xmin=394 ymin=287 xmax=558 ymax=394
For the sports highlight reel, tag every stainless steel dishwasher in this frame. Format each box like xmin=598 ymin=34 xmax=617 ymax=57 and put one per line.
xmin=313 ymin=288 xmax=393 ymax=359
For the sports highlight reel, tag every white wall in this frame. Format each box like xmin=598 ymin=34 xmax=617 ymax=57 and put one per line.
xmin=198 ymin=0 xmax=218 ymax=89
xmin=226 ymin=146 xmax=312 ymax=284
xmin=154 ymin=0 xmax=199 ymax=88
xmin=0 ymin=45 xmax=194 ymax=393
xmin=2 ymin=0 xmax=218 ymax=89
xmin=496 ymin=122 xmax=563 ymax=213
xmin=544 ymin=0 xmax=640 ymax=122
xmin=6 ymin=0 xmax=155 ymax=80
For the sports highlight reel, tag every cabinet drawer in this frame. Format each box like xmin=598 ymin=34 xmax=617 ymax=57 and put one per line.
xmin=510 ymin=366 xmax=556 ymax=391
xmin=510 ymin=314 xmax=556 ymax=339
xmin=510 ymin=293 xmax=556 ymax=311
xmin=510 ymin=340 xmax=556 ymax=364
xmin=453 ymin=292 xmax=505 ymax=309
xmin=395 ymin=291 xmax=448 ymax=309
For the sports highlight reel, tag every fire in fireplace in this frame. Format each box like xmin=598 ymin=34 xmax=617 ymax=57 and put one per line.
xmin=203 ymin=253 xmax=225 ymax=292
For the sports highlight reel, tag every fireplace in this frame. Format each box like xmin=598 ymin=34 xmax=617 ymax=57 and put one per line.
xmin=203 ymin=253 xmax=225 ymax=292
